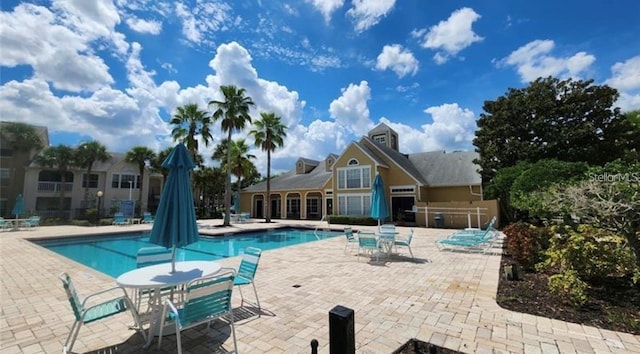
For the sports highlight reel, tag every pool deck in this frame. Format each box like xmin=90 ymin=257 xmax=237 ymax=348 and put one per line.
xmin=1 ymin=219 xmax=638 ymax=353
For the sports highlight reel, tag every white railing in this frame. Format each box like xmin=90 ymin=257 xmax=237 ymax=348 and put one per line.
xmin=411 ymin=206 xmax=489 ymax=229
xmin=314 ymin=214 xmax=328 ymax=237
xmin=37 ymin=182 xmax=73 ymax=193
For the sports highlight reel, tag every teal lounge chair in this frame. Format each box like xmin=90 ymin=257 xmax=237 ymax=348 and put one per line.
xmin=234 ymin=247 xmax=262 ymax=315
xmin=141 ymin=212 xmax=154 ymax=224
xmin=436 ymin=229 xmax=497 ymax=253
xmin=0 ymin=217 xmax=12 ymax=231
xmin=21 ymin=216 xmax=40 ymax=229
xmin=112 ymin=212 xmax=129 ymax=225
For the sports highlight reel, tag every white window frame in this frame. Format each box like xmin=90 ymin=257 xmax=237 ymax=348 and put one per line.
xmin=337 ymin=193 xmax=371 ymax=216
xmin=337 ymin=165 xmax=371 ymax=190
xmin=373 ymin=134 xmax=386 ymax=144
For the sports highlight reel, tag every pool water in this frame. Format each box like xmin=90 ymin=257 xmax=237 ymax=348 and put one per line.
xmin=36 ymin=227 xmax=342 ymax=278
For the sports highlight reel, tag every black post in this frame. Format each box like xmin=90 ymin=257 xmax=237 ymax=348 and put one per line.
xmin=310 ymin=339 xmax=319 ymax=354
xmin=329 ymin=305 xmax=355 ymax=354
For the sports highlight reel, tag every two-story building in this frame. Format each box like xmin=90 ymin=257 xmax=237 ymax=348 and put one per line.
xmin=241 ymin=123 xmax=498 ymax=228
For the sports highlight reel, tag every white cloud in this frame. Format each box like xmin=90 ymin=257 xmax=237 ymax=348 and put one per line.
xmin=605 ymin=56 xmax=640 ymax=111
xmin=305 ymin=0 xmax=345 ymax=22
xmin=125 ymin=16 xmax=162 ymax=34
xmin=0 ymin=3 xmax=115 ymax=92
xmin=501 ymin=40 xmax=596 ymax=82
xmin=385 ymin=104 xmax=476 ymax=153
xmin=347 ymin=0 xmax=396 ymax=33
xmin=175 ymin=1 xmax=233 ymax=45
xmin=375 ymin=44 xmax=419 ymax=78
xmin=329 ymin=81 xmax=374 ymax=134
xmin=418 ymin=7 xmax=483 ymax=64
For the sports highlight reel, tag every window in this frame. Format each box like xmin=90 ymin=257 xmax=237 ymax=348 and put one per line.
xmin=337 ymin=166 xmax=371 ymax=190
xmin=337 ymin=194 xmax=371 ymax=216
xmin=391 ymin=186 xmax=415 ymax=194
xmin=82 ymin=173 xmax=99 ymax=188
xmin=0 ymin=168 xmax=10 ymax=187
xmin=347 ymin=158 xmax=359 ymax=165
xmin=112 ymin=174 xmax=140 ymax=189
xmin=307 ymin=198 xmax=319 ymax=214
xmin=373 ymin=134 xmax=386 ymax=144
xmin=0 ymin=148 xmax=12 ymax=158
xmin=286 ymin=196 xmax=300 ymax=218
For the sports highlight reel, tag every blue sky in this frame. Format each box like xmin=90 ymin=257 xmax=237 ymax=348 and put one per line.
xmin=2 ymin=0 xmax=639 ymax=175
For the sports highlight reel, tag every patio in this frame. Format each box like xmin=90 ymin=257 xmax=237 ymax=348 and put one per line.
xmin=1 ymin=220 xmax=638 ymax=353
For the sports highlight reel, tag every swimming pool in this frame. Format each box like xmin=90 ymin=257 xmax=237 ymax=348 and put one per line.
xmin=35 ymin=227 xmax=342 ymax=278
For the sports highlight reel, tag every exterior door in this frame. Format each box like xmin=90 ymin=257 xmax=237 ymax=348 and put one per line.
xmin=255 ymin=199 xmax=263 ymax=218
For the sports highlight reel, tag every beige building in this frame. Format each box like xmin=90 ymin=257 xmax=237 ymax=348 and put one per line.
xmin=242 ymin=123 xmax=498 ymax=228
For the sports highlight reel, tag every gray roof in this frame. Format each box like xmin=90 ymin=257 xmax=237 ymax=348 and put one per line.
xmin=408 ymin=151 xmax=481 ymax=186
xmin=368 ymin=122 xmax=396 ymax=135
xmin=298 ymin=157 xmax=319 ymax=166
xmin=361 ymin=136 xmax=427 ymax=185
xmin=353 ymin=141 xmax=388 ymax=168
xmin=243 ymin=158 xmax=332 ymax=192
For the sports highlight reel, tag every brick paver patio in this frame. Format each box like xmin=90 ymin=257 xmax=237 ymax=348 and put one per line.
xmin=1 ymin=220 xmax=639 ymax=353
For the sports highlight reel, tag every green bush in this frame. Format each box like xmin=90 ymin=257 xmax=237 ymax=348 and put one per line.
xmin=71 ymin=220 xmax=92 ymax=227
xmin=502 ymin=222 xmax=548 ymax=270
xmin=548 ymin=269 xmax=588 ymax=307
xmin=327 ymin=215 xmax=378 ymax=226
xmin=539 ymin=224 xmax=639 ymax=283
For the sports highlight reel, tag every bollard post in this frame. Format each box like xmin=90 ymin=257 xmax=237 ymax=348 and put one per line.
xmin=310 ymin=339 xmax=319 ymax=354
xmin=329 ymin=305 xmax=355 ymax=354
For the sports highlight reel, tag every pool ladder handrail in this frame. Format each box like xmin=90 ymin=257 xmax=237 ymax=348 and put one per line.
xmin=314 ymin=215 xmax=328 ymax=238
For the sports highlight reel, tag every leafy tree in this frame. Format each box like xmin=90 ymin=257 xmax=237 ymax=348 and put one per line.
xmin=543 ymin=161 xmax=640 ymax=269
xmin=0 ymin=122 xmax=43 ymax=153
xmin=75 ymin=141 xmax=110 ymax=202
xmin=250 ymin=112 xmax=287 ymax=222
xmin=151 ymin=147 xmax=173 ymax=186
xmin=209 ymin=85 xmax=255 ymax=226
xmin=212 ymin=139 xmax=257 ymax=213
xmin=170 ymin=103 xmax=214 ymax=165
xmin=34 ymin=145 xmax=77 ymax=212
xmin=474 ymin=77 xmax=632 ymax=183
xmin=484 ymin=162 xmax=532 ymax=222
xmin=125 ymin=146 xmax=156 ymax=212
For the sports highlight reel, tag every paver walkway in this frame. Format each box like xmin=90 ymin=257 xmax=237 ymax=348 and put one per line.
xmin=1 ymin=220 xmax=638 ymax=353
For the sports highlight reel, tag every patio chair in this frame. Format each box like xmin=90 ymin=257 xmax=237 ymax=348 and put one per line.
xmin=394 ymin=228 xmax=414 ymax=258
xmin=141 ymin=212 xmax=154 ymax=224
xmin=234 ymin=247 xmax=262 ymax=315
xmin=0 ymin=217 xmax=12 ymax=231
xmin=357 ymin=231 xmax=380 ymax=262
xmin=158 ymin=269 xmax=237 ymax=354
xmin=21 ymin=216 xmax=40 ymax=229
xmin=379 ymin=223 xmax=396 ymax=234
xmin=343 ymin=226 xmax=358 ymax=253
xmin=112 ymin=212 xmax=129 ymax=226
xmin=59 ymin=272 xmax=145 ymax=354
xmin=134 ymin=247 xmax=176 ymax=312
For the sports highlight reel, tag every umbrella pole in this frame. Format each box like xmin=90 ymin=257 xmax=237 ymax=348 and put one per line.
xmin=171 ymin=245 xmax=177 ymax=273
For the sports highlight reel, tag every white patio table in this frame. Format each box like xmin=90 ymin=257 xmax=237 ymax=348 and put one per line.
xmin=116 ymin=260 xmax=222 ymax=348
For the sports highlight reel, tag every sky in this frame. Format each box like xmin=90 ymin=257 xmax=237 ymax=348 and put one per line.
xmin=1 ymin=0 xmax=639 ymax=175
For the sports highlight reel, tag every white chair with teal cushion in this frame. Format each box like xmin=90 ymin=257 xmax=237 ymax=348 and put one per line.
xmin=357 ymin=231 xmax=381 ymax=262
xmin=59 ymin=272 xmax=145 ymax=354
xmin=21 ymin=216 xmax=41 ymax=229
xmin=134 ymin=247 xmax=174 ymax=312
xmin=0 ymin=217 xmax=11 ymax=231
xmin=141 ymin=212 xmax=154 ymax=224
xmin=157 ymin=269 xmax=237 ymax=354
xmin=343 ymin=226 xmax=358 ymax=253
xmin=112 ymin=212 xmax=129 ymax=225
xmin=235 ymin=247 xmax=262 ymax=315
xmin=394 ymin=228 xmax=414 ymax=258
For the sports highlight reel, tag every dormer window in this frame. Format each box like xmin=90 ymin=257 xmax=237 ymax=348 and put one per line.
xmin=373 ymin=134 xmax=386 ymax=144
xmin=347 ymin=158 xmax=359 ymax=166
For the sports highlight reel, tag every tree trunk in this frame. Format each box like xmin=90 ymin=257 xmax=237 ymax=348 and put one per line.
xmin=624 ymin=230 xmax=640 ymax=270
xmin=224 ymin=131 xmax=232 ymax=226
xmin=84 ymin=164 xmax=92 ymax=203
xmin=59 ymin=171 xmax=66 ymax=212
xmin=266 ymin=149 xmax=271 ymax=223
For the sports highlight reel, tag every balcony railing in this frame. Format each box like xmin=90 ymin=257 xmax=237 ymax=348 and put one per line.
xmin=37 ymin=182 xmax=74 ymax=193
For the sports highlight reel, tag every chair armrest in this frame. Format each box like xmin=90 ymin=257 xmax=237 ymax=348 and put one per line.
xmin=80 ymin=286 xmax=130 ymax=308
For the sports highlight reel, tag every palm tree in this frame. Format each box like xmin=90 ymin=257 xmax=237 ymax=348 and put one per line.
xmin=151 ymin=147 xmax=173 ymax=188
xmin=125 ymin=146 xmax=156 ymax=213
xmin=209 ymin=85 xmax=255 ymax=226
xmin=75 ymin=141 xmax=110 ymax=203
xmin=34 ymin=145 xmax=77 ymax=213
xmin=169 ymin=103 xmax=214 ymax=164
xmin=229 ymin=139 xmax=256 ymax=212
xmin=0 ymin=122 xmax=43 ymax=153
xmin=250 ymin=112 xmax=287 ymax=222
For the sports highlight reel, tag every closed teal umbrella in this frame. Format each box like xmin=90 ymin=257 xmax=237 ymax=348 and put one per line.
xmin=370 ymin=173 xmax=389 ymax=226
xmin=232 ymin=191 xmax=240 ymax=213
xmin=149 ymin=144 xmax=199 ymax=273
xmin=11 ymin=194 xmax=24 ymax=219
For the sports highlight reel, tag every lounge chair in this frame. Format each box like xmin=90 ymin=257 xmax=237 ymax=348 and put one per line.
xmin=436 ymin=229 xmax=497 ymax=253
xmin=112 ymin=212 xmax=129 ymax=226
xmin=0 ymin=217 xmax=12 ymax=231
xmin=59 ymin=272 xmax=145 ymax=354
xmin=343 ymin=226 xmax=358 ymax=253
xmin=141 ymin=212 xmax=154 ymax=224
xmin=239 ymin=212 xmax=250 ymax=223
xmin=357 ymin=231 xmax=381 ymax=262
xmin=394 ymin=228 xmax=414 ymax=258
xmin=235 ymin=247 xmax=262 ymax=315
xmin=21 ymin=216 xmax=40 ymax=229
xmin=158 ymin=269 xmax=238 ymax=354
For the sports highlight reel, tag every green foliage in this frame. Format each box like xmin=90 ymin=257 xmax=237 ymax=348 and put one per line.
xmin=71 ymin=219 xmax=93 ymax=227
xmin=327 ymin=215 xmax=378 ymax=226
xmin=502 ymin=222 xmax=549 ymax=270
xmin=539 ymin=224 xmax=639 ymax=283
xmin=474 ymin=76 xmax=631 ymax=183
xmin=484 ymin=162 xmax=532 ymax=222
xmin=548 ymin=269 xmax=588 ymax=307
